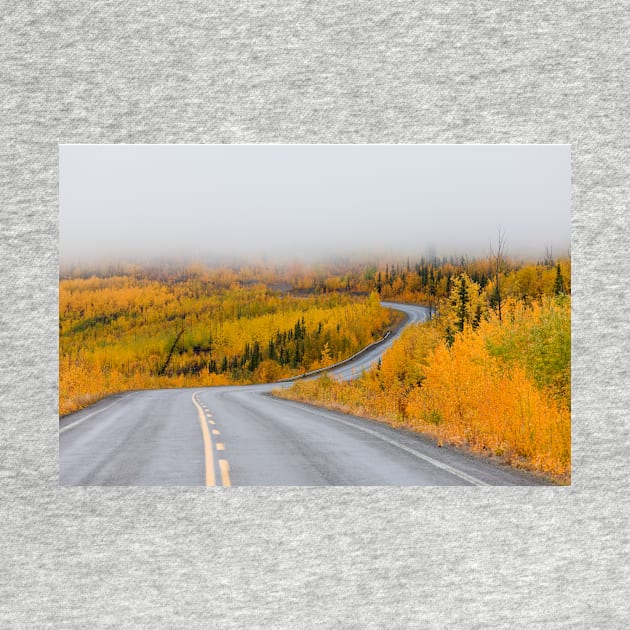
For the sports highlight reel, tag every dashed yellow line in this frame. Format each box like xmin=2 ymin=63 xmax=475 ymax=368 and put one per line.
xmin=219 ymin=460 xmax=231 ymax=486
xmin=192 ymin=394 xmax=233 ymax=487
xmin=192 ymin=393 xmax=215 ymax=486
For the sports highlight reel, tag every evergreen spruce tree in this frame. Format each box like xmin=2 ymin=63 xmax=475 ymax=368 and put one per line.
xmin=473 ymin=304 xmax=482 ymax=330
xmin=248 ymin=341 xmax=261 ymax=371
xmin=554 ymin=263 xmax=566 ymax=295
xmin=455 ymin=274 xmax=469 ymax=332
xmin=268 ymin=339 xmax=277 ymax=362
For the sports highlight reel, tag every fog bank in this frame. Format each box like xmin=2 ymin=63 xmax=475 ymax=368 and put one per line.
xmin=60 ymin=144 xmax=570 ymax=264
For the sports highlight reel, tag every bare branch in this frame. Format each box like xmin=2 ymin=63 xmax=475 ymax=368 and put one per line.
xmin=489 ymin=226 xmax=507 ymax=322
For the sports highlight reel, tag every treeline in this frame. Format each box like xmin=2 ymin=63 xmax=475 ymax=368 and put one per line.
xmin=290 ymin=254 xmax=570 ymax=309
xmin=278 ymin=255 xmax=571 ymax=482
xmin=62 ymin=252 xmax=570 ymax=306
xmin=59 ymin=276 xmax=397 ymax=415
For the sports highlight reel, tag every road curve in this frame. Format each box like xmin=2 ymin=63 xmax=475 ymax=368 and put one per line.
xmin=59 ymin=302 xmax=548 ymax=486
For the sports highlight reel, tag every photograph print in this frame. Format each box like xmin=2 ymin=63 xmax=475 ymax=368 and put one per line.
xmin=59 ymin=144 xmax=570 ymax=486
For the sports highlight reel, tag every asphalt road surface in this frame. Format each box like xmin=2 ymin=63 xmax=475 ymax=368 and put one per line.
xmin=59 ymin=302 xmax=547 ymax=486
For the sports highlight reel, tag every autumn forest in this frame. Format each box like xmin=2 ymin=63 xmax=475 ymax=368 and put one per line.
xmin=60 ymin=251 xmax=570 ymax=481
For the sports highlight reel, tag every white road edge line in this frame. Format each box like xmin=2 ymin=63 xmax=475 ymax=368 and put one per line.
xmin=276 ymin=398 xmax=489 ymax=486
xmin=59 ymin=394 xmax=130 ymax=434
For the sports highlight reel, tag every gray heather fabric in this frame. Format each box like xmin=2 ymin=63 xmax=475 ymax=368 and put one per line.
xmin=1 ymin=2 xmax=628 ymax=628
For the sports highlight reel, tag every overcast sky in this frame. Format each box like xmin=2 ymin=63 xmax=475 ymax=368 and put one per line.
xmin=59 ymin=144 xmax=570 ymax=265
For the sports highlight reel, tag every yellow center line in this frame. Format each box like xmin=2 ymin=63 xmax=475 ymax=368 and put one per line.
xmin=192 ymin=393 xmax=215 ymax=486
xmin=212 ymin=429 xmax=220 ymax=435
xmin=219 ymin=460 xmax=231 ymax=486
xmin=216 ymin=443 xmax=225 ymax=451
xmin=208 ymin=420 xmax=215 ymax=425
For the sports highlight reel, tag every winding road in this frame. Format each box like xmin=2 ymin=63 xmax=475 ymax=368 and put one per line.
xmin=59 ymin=302 xmax=546 ymax=486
